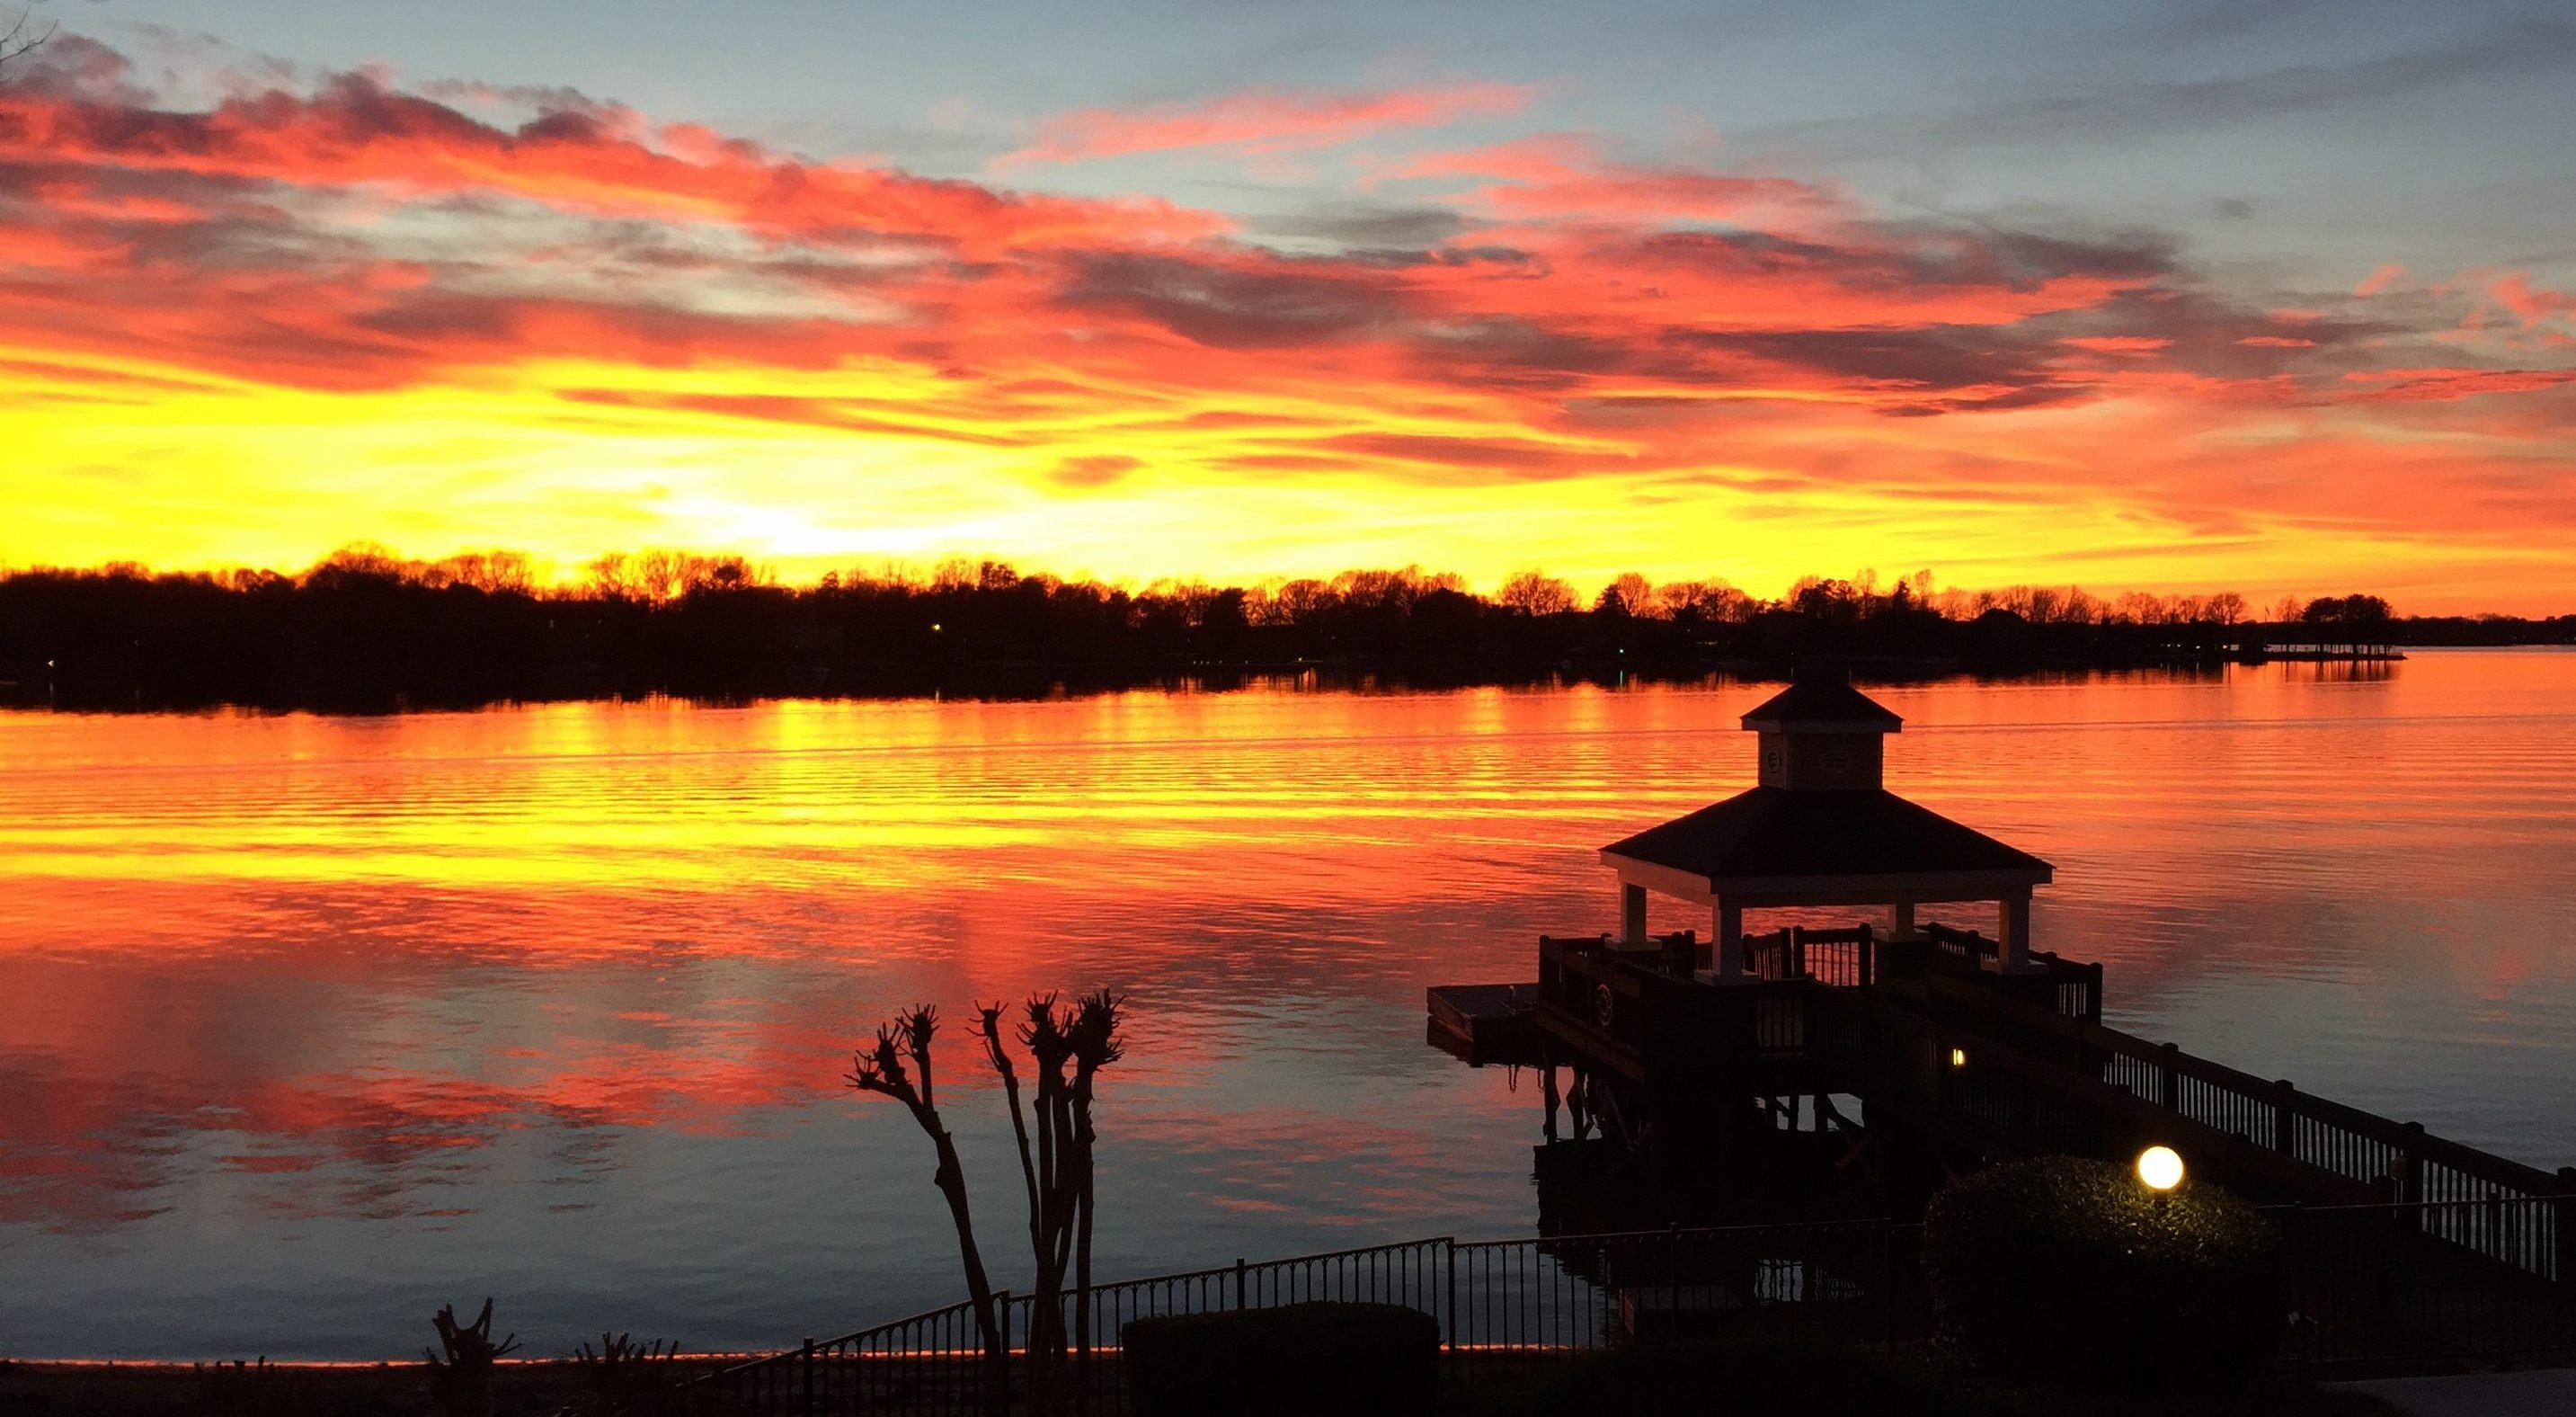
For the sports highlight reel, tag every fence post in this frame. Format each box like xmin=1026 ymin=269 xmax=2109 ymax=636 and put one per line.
xmin=2399 ymin=1123 xmax=2425 ymax=1206
xmin=2158 ymin=1042 xmax=2180 ymax=1110
xmin=1666 ymin=1223 xmax=1683 ymax=1328
xmin=1878 ymin=1219 xmax=1895 ymax=1349
xmin=1443 ymin=1240 xmax=1458 ymax=1354
xmin=799 ymin=1337 xmax=814 ymax=1417
xmin=2556 ymin=1169 xmax=2576 ymax=1286
xmin=989 ymin=1292 xmax=1010 ymax=1417
xmin=1234 ymin=1258 xmax=1247 ymax=1312
xmin=2272 ymin=1079 xmax=2296 ymax=1155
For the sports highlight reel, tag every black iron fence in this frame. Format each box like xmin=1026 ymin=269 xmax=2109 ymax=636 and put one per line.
xmin=703 ymin=1219 xmax=1912 ymax=1413
xmin=2282 ymin=1199 xmax=2576 ymax=1373
xmin=704 ymin=1199 xmax=2576 ymax=1412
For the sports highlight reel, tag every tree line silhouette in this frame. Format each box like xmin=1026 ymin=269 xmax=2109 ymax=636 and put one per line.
xmin=1 ymin=544 xmax=2564 ymax=710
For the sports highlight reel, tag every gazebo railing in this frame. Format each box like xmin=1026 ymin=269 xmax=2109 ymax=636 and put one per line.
xmin=1746 ymin=925 xmax=1876 ymax=988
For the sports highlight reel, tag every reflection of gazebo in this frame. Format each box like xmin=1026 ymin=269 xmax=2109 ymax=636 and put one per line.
xmin=1600 ymin=673 xmax=2053 ymax=980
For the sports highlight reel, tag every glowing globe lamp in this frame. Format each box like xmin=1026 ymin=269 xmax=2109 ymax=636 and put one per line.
xmin=2137 ymin=1145 xmax=2185 ymax=1192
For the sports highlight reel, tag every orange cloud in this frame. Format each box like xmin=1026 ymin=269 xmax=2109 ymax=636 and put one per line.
xmin=2354 ymin=262 xmax=2405 ymax=297
xmin=2344 ymin=367 xmax=2576 ymax=401
xmin=3 ymin=38 xmax=2573 ymax=611
xmin=1000 ymin=81 xmax=1533 ymax=167
xmin=2063 ymin=335 xmax=2172 ymax=354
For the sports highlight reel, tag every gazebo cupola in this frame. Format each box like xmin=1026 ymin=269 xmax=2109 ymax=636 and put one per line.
xmin=1745 ymin=673 xmax=1903 ymax=790
xmin=1600 ymin=671 xmax=2054 ymax=982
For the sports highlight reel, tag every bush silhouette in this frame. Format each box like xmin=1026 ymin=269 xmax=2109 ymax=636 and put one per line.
xmin=1924 ymin=1156 xmax=2283 ymax=1392
xmin=1122 ymin=1301 xmax=1436 ymax=1417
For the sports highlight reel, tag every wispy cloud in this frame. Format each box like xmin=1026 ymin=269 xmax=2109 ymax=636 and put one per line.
xmin=998 ymin=81 xmax=1534 ymax=168
xmin=1736 ymin=20 xmax=2576 ymax=160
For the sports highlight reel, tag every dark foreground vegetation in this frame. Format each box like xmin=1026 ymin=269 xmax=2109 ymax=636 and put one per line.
xmin=1925 ymin=1158 xmax=2285 ymax=1393
xmin=0 ymin=1154 xmax=2420 ymax=1415
xmin=4 ymin=546 xmax=2565 ymax=711
xmin=0 ymin=1341 xmax=2403 ymax=1417
xmin=1448 ymin=1340 xmax=2403 ymax=1417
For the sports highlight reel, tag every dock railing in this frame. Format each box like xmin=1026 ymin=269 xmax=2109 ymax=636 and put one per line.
xmin=1909 ymin=975 xmax=2576 ymax=1264
xmin=1915 ymin=922 xmax=2103 ymax=1021
xmin=1747 ymin=924 xmax=1877 ymax=988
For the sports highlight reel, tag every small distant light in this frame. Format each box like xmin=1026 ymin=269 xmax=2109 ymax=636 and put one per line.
xmin=930 ymin=623 xmax=943 ymax=633
xmin=1949 ymin=1047 xmax=1967 ymax=1068
xmin=2137 ymin=1145 xmax=2185 ymax=1192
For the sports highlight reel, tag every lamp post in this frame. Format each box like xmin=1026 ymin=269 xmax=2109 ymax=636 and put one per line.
xmin=2138 ymin=1145 xmax=2184 ymax=1211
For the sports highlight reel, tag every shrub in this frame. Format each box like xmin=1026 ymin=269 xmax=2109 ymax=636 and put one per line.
xmin=1122 ymin=1300 xmax=1438 ymax=1417
xmin=1923 ymin=1155 xmax=2283 ymax=1392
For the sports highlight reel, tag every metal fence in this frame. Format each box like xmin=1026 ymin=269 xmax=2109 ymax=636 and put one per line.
xmin=704 ymin=1200 xmax=2576 ymax=1412
xmin=2280 ymin=1199 xmax=2576 ymax=1374
xmin=702 ymin=1219 xmax=1914 ymax=1413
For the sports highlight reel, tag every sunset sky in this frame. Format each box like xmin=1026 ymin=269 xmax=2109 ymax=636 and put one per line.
xmin=4 ymin=1 xmax=2573 ymax=610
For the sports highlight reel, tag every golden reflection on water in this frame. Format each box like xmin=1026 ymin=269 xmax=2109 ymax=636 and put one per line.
xmin=1 ymin=650 xmax=2572 ymax=1358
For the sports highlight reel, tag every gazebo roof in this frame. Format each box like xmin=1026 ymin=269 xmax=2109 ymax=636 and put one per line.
xmin=1600 ymin=787 xmax=2051 ymax=896
xmin=1739 ymin=678 xmax=1905 ymax=734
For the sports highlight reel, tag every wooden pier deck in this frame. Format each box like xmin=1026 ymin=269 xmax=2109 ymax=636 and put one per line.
xmin=1430 ymin=923 xmax=2576 ymax=1323
xmin=1426 ymin=982 xmax=1547 ymax=1067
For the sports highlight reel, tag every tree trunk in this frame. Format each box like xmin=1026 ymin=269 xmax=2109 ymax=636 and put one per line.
xmin=925 ymin=1127 xmax=1011 ymax=1415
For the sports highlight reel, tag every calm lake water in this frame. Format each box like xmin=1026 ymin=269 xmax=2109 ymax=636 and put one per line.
xmin=4 ymin=649 xmax=2574 ymax=1359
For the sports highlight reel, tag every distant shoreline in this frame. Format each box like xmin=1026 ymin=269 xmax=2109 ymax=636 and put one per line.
xmin=4 ymin=560 xmax=2563 ymax=715
xmin=7 ymin=643 xmax=2570 ymax=717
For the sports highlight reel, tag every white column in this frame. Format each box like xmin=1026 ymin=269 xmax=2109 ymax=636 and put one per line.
xmin=1999 ymin=892 xmax=2035 ymax=972
xmin=1621 ymin=882 xmax=1648 ymax=949
xmin=1714 ymin=898 xmax=1745 ymax=982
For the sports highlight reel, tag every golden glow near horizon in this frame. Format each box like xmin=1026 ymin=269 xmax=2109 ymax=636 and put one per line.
xmin=4 ymin=40 xmax=2574 ymax=610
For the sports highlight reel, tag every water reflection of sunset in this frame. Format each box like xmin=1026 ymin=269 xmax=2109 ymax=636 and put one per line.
xmin=4 ymin=652 xmax=2574 ymax=1355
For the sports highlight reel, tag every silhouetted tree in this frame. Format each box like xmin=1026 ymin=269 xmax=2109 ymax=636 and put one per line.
xmin=1594 ymin=572 xmax=1656 ymax=619
xmin=848 ymin=1007 xmax=1009 ymax=1407
xmin=976 ymin=993 xmax=1125 ymax=1414
xmin=1497 ymin=569 xmax=1577 ymax=617
xmin=850 ymin=994 xmax=1127 ymax=1417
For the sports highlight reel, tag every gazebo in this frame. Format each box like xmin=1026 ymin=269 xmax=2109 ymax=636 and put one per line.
xmin=1599 ymin=673 xmax=2053 ymax=981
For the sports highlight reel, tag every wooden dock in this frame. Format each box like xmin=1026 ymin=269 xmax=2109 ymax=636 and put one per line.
xmin=1426 ymin=982 xmax=1545 ymax=1067
xmin=1430 ymin=922 xmax=2576 ymax=1302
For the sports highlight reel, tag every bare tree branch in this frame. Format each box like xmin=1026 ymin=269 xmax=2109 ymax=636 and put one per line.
xmin=0 ymin=7 xmax=56 ymax=72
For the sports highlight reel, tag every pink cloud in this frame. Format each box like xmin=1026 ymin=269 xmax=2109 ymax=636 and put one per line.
xmin=2490 ymin=273 xmax=2573 ymax=328
xmin=1000 ymin=82 xmax=1534 ymax=167
xmin=1381 ymin=133 xmax=1841 ymax=228
xmin=2353 ymin=263 xmax=2405 ymax=298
